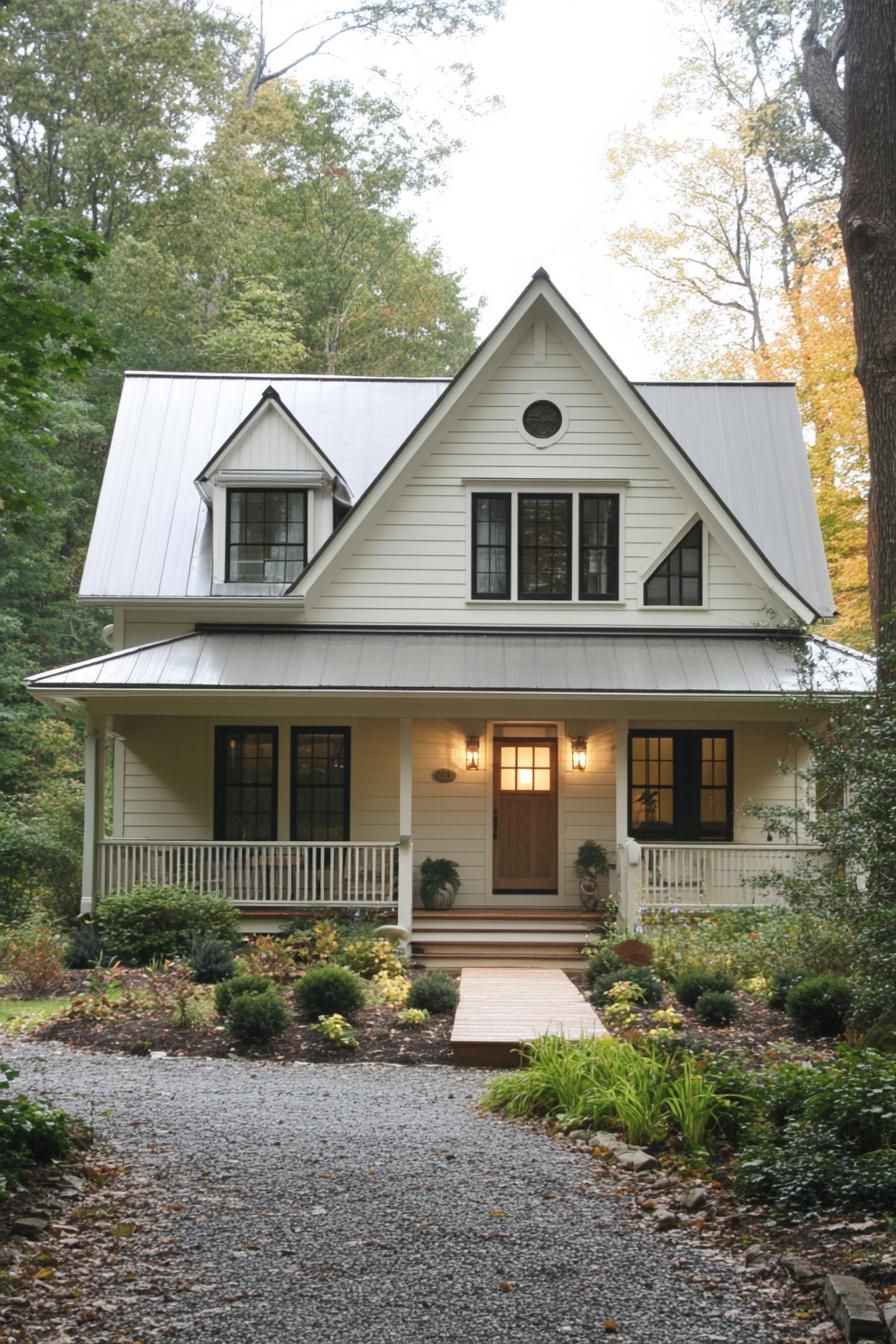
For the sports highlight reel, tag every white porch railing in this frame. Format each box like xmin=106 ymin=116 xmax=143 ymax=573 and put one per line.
xmin=619 ymin=841 xmax=826 ymax=921
xmin=96 ymin=840 xmax=398 ymax=907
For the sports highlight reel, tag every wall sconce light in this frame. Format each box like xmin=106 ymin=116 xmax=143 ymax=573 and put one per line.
xmin=571 ymin=735 xmax=588 ymax=771
xmin=465 ymin=735 xmax=480 ymax=770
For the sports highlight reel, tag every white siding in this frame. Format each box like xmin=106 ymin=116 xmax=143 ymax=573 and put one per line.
xmin=306 ymin=322 xmax=786 ymax=627
xmin=119 ymin=717 xmax=209 ymax=839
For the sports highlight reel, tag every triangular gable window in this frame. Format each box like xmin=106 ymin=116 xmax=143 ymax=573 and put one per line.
xmin=644 ymin=522 xmax=703 ymax=606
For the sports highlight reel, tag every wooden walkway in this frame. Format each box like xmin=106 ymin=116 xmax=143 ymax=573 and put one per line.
xmin=450 ymin=967 xmax=607 ymax=1066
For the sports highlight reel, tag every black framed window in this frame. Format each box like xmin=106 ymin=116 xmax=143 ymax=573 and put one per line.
xmin=472 ymin=493 xmax=510 ymax=599
xmin=519 ymin=493 xmax=572 ymax=599
xmin=580 ymin=494 xmax=619 ymax=600
xmin=629 ymin=730 xmax=732 ymax=841
xmin=644 ymin=522 xmax=703 ymax=606
xmin=291 ymin=728 xmax=350 ymax=841
xmin=226 ymin=488 xmax=306 ymax=583
xmin=214 ymin=727 xmax=277 ymax=841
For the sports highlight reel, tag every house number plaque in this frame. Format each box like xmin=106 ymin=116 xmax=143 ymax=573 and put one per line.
xmin=431 ymin=768 xmax=456 ymax=784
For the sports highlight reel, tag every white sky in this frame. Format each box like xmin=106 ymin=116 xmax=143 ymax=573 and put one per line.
xmin=222 ymin=0 xmax=686 ymax=377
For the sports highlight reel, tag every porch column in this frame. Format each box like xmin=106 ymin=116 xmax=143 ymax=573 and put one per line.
xmin=80 ymin=713 xmax=106 ymax=917
xmin=397 ymin=716 xmax=413 ymax=940
xmin=615 ymin=719 xmax=635 ymax=929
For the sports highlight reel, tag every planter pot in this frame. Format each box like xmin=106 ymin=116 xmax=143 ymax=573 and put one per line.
xmin=420 ymin=884 xmax=457 ymax=911
xmin=578 ymin=872 xmax=609 ymax=913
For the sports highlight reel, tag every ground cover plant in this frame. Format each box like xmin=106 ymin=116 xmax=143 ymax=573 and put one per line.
xmin=0 ymin=1060 xmax=80 ymax=1198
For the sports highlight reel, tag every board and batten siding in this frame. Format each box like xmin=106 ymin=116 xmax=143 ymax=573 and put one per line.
xmin=305 ymin=322 xmax=787 ymax=627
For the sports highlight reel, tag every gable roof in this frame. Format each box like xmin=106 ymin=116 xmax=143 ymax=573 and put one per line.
xmin=291 ymin=272 xmax=831 ymax=621
xmin=79 ymin=275 xmax=834 ymax=614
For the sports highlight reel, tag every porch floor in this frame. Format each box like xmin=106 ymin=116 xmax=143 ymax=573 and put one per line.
xmin=450 ymin=967 xmax=607 ymax=1067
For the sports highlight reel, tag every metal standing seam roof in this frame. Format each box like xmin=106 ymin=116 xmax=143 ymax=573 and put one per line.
xmin=25 ymin=630 xmax=874 ymax=696
xmin=80 ymin=373 xmax=835 ymax=616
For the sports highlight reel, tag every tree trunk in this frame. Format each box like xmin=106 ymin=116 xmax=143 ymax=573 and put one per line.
xmin=836 ymin=2 xmax=896 ymax=644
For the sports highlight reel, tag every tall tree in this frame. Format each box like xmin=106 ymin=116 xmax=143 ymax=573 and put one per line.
xmin=802 ymin=1 xmax=896 ymax=645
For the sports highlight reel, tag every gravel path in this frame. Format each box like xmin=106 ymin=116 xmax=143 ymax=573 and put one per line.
xmin=4 ymin=1041 xmax=774 ymax=1344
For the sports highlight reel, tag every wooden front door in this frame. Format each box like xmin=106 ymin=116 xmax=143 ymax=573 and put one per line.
xmin=493 ymin=738 xmax=558 ymax=892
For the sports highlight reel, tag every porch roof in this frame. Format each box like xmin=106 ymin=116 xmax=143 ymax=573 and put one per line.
xmin=26 ymin=628 xmax=873 ymax=698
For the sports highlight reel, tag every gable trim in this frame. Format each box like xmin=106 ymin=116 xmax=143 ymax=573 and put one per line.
xmin=287 ymin=271 xmax=821 ymax=622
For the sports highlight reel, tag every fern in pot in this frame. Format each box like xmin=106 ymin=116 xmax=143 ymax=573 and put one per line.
xmin=420 ymin=857 xmax=461 ymax=910
xmin=575 ymin=840 xmax=609 ymax=912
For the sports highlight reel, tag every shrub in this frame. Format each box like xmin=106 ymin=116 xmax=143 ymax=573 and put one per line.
xmin=66 ymin=919 xmax=104 ymax=969
xmin=339 ymin=936 xmax=407 ymax=980
xmin=284 ymin=918 xmax=342 ymax=965
xmin=0 ymin=1061 xmax=77 ymax=1198
xmin=588 ymin=966 xmax=663 ymax=1008
xmin=98 ymin=885 xmax=239 ymax=965
xmin=239 ymin=935 xmax=298 ymax=983
xmin=695 ymin=990 xmax=739 ymax=1027
xmin=785 ymin=974 xmax=855 ymax=1036
xmin=406 ymin=972 xmax=459 ymax=1016
xmin=0 ymin=918 xmax=68 ymax=995
xmin=645 ymin=907 xmax=857 ymax=985
xmin=294 ymin=965 xmax=366 ymax=1020
xmin=187 ymin=934 xmax=236 ymax=984
xmin=583 ymin=941 xmax=623 ymax=986
xmin=767 ymin=968 xmax=805 ymax=1011
xmin=397 ymin=1007 xmax=430 ymax=1027
xmin=226 ymin=989 xmax=290 ymax=1046
xmin=214 ymin=973 xmax=276 ymax=1016
xmin=674 ymin=969 xmax=735 ymax=1009
xmin=309 ymin=1013 xmax=360 ymax=1051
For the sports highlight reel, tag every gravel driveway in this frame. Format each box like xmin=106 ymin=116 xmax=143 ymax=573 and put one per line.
xmin=4 ymin=1041 xmax=773 ymax=1344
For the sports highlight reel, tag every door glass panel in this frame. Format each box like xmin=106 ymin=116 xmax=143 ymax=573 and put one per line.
xmin=498 ymin=743 xmax=552 ymax=791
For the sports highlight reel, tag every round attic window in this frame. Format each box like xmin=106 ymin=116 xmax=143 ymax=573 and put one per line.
xmin=522 ymin=399 xmax=563 ymax=440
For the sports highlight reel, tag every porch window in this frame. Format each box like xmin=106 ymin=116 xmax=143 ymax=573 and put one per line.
xmin=292 ymin=728 xmax=350 ymax=841
xmin=519 ymin=493 xmax=572 ymax=599
xmin=472 ymin=493 xmax=510 ymax=598
xmin=579 ymin=494 xmax=619 ymax=600
xmin=629 ymin=730 xmax=732 ymax=840
xmin=226 ymin=488 xmax=306 ymax=583
xmin=644 ymin=522 xmax=702 ymax=606
xmin=214 ymin=727 xmax=277 ymax=841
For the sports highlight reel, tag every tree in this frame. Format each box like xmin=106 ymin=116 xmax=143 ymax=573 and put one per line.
xmin=0 ymin=0 xmax=246 ymax=239
xmin=802 ymin=1 xmax=896 ymax=645
xmin=0 ymin=211 xmax=109 ymax=521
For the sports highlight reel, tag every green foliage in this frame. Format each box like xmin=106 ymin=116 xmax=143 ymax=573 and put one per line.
xmin=0 ymin=917 xmax=67 ymax=995
xmin=646 ymin=907 xmax=856 ymax=985
xmin=294 ymin=965 xmax=366 ymax=1020
xmin=574 ymin=840 xmax=609 ymax=878
xmin=338 ymin=935 xmax=407 ymax=980
xmin=588 ymin=967 xmax=663 ymax=1008
xmin=406 ymin=972 xmax=459 ymax=1016
xmin=675 ymin=969 xmax=736 ymax=1009
xmin=419 ymin=857 xmax=461 ymax=906
xmin=0 ymin=1060 xmax=76 ymax=1198
xmin=482 ymin=1037 xmax=731 ymax=1151
xmin=694 ymin=990 xmax=739 ymax=1027
xmin=785 ymin=973 xmax=854 ymax=1037
xmin=767 ymin=968 xmax=805 ymax=1011
xmin=309 ymin=1012 xmax=360 ymax=1052
xmin=735 ymin=1050 xmax=896 ymax=1211
xmin=97 ymin=886 xmax=240 ymax=965
xmin=582 ymin=940 xmax=623 ymax=985
xmin=187 ymin=935 xmax=237 ymax=985
xmin=226 ymin=988 xmax=290 ymax=1046
xmin=65 ymin=920 xmax=104 ymax=969
xmin=396 ymin=1007 xmax=430 ymax=1027
xmin=214 ymin=974 xmax=275 ymax=1017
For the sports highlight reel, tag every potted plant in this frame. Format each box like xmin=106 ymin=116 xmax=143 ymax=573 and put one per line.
xmin=419 ymin=857 xmax=461 ymax=910
xmin=574 ymin=840 xmax=610 ymax=912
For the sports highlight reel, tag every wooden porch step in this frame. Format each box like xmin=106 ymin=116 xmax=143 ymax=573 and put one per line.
xmin=451 ymin=967 xmax=607 ymax=1066
xmin=414 ymin=907 xmax=597 ymax=922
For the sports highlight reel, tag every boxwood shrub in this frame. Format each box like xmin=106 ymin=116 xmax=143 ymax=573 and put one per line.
xmin=695 ymin=990 xmax=739 ymax=1026
xmin=226 ymin=989 xmax=290 ymax=1046
xmin=97 ymin=885 xmax=240 ymax=965
xmin=785 ymin=973 xmax=855 ymax=1037
xmin=294 ymin=965 xmax=366 ymax=1020
xmin=674 ymin=969 xmax=735 ymax=1008
xmin=214 ymin=974 xmax=276 ymax=1016
xmin=406 ymin=973 xmax=459 ymax=1015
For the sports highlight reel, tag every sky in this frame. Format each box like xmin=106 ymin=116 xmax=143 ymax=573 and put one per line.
xmin=223 ymin=0 xmax=687 ymax=377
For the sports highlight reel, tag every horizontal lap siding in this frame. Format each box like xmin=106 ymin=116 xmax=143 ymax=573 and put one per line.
xmin=413 ymin=720 xmax=487 ymax=904
xmin=308 ymin=322 xmax=783 ymax=626
xmin=120 ymin=718 xmax=209 ymax=838
xmin=562 ymin=721 xmax=616 ymax=902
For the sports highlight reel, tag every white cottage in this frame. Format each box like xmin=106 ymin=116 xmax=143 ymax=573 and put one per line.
xmin=27 ymin=271 xmax=870 ymax=966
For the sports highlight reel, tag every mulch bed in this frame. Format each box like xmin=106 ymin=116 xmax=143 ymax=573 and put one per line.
xmin=10 ymin=968 xmax=453 ymax=1065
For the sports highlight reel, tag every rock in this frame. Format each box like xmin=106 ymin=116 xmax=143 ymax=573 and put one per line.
xmin=566 ymin=1129 xmax=591 ymax=1143
xmin=11 ymin=1216 xmax=49 ymax=1240
xmin=615 ymin=1149 xmax=656 ymax=1173
xmin=883 ymin=1304 xmax=896 ymax=1344
xmin=823 ymin=1274 xmax=885 ymax=1342
xmin=744 ymin=1244 xmax=766 ymax=1265
xmin=781 ymin=1255 xmax=824 ymax=1283
xmin=682 ymin=1187 xmax=707 ymax=1213
xmin=654 ymin=1207 xmax=679 ymax=1231
xmin=590 ymin=1131 xmax=630 ymax=1153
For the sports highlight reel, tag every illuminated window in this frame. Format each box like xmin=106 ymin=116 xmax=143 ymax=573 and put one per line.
xmin=629 ymin=730 xmax=732 ymax=840
xmin=500 ymin=744 xmax=552 ymax=792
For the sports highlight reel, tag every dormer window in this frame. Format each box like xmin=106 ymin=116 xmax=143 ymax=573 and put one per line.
xmin=226 ymin=488 xmax=307 ymax=583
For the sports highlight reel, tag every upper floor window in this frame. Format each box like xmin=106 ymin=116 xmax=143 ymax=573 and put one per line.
xmin=644 ymin=521 xmax=702 ymax=606
xmin=471 ymin=491 xmax=620 ymax=602
xmin=519 ymin=494 xmax=572 ymax=599
xmin=226 ymin=488 xmax=306 ymax=583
